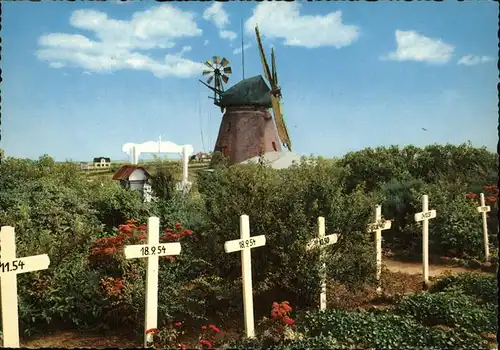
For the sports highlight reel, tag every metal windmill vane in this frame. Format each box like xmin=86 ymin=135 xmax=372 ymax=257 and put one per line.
xmin=199 ymin=56 xmax=232 ymax=110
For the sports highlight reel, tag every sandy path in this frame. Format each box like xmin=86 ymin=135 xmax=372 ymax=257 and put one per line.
xmin=383 ymin=258 xmax=489 ymax=277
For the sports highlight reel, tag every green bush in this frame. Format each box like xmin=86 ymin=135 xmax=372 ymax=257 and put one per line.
xmin=150 ymin=161 xmax=182 ymax=201
xmin=394 ymin=291 xmax=497 ymax=334
xmin=18 ymin=255 xmax=105 ymax=336
xmin=300 ymin=308 xmax=488 ymax=349
xmin=379 ymin=178 xmax=426 ymax=254
xmin=90 ymin=178 xmax=153 ymax=230
xmin=410 ymin=183 xmax=487 ymax=258
xmin=429 ymin=272 xmax=497 ymax=304
xmin=379 ymin=181 xmax=488 ymax=258
xmin=0 ymin=156 xmax=107 ymax=335
xmin=195 ymin=158 xmax=379 ymax=310
xmin=340 ymin=143 xmax=496 ymax=193
xmin=278 ymin=334 xmax=340 ymax=349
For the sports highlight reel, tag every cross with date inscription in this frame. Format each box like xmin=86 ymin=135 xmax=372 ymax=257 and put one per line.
xmin=0 ymin=226 xmax=51 ymax=348
xmin=367 ymin=204 xmax=392 ymax=293
xmin=224 ymin=215 xmax=266 ymax=339
xmin=123 ymin=217 xmax=182 ymax=348
xmin=414 ymin=194 xmax=437 ymax=288
xmin=306 ymin=217 xmax=340 ymax=311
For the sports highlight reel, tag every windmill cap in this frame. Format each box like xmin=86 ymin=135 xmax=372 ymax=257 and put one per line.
xmin=220 ymin=75 xmax=272 ymax=108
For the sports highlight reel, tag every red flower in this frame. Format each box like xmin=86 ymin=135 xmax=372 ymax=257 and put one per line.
xmin=282 ymin=316 xmax=295 ymax=326
xmin=199 ymin=339 xmax=213 ymax=348
xmin=175 ymin=223 xmax=183 ymax=229
xmin=465 ymin=193 xmax=479 ymax=200
xmin=209 ymin=324 xmax=220 ymax=333
xmin=120 ymin=224 xmax=133 ymax=232
xmin=178 ymin=344 xmax=187 ymax=350
xmin=486 ymin=196 xmax=497 ymax=205
xmin=201 ymin=325 xmax=207 ymax=330
xmin=174 ymin=321 xmax=182 ymax=327
xmin=103 ymin=248 xmax=114 ymax=255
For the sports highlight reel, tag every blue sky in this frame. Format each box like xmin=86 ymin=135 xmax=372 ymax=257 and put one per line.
xmin=1 ymin=1 xmax=498 ymax=162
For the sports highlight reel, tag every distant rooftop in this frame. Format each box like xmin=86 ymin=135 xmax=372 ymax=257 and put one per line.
xmin=112 ymin=165 xmax=150 ymax=181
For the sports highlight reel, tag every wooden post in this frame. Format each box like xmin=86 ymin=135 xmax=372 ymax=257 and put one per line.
xmin=477 ymin=193 xmax=491 ymax=262
xmin=123 ymin=217 xmax=182 ymax=348
xmin=414 ymin=195 xmax=436 ymax=288
xmin=0 ymin=226 xmax=51 ymax=348
xmin=224 ymin=215 xmax=266 ymax=338
xmin=306 ymin=217 xmax=339 ymax=310
xmin=367 ymin=205 xmax=391 ymax=293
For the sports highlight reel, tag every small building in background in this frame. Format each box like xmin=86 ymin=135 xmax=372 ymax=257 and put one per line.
xmin=93 ymin=157 xmax=111 ymax=168
xmin=112 ymin=165 xmax=152 ymax=202
xmin=80 ymin=162 xmax=90 ymax=170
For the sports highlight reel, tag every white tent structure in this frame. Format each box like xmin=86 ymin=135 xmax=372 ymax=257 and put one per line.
xmin=122 ymin=139 xmax=194 ymax=193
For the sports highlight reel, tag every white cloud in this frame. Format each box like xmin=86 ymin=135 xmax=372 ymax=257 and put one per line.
xmin=220 ymin=30 xmax=237 ymax=41
xmin=204 ymin=39 xmax=209 ymax=46
xmin=382 ymin=30 xmax=454 ymax=64
xmin=49 ymin=62 xmax=65 ymax=69
xmin=203 ymin=3 xmax=229 ymax=29
xmin=245 ymin=3 xmax=359 ymax=49
xmin=233 ymin=43 xmax=252 ymax=55
xmin=457 ymin=54 xmax=493 ymax=66
xmin=202 ymin=3 xmax=236 ymax=42
xmin=36 ymin=5 xmax=205 ymax=78
xmin=176 ymin=45 xmax=192 ymax=57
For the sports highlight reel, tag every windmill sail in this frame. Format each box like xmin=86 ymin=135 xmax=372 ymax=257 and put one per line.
xmin=255 ymin=26 xmax=292 ymax=151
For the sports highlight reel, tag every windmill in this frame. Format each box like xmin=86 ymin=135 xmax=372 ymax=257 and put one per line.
xmin=255 ymin=26 xmax=292 ymax=152
xmin=199 ymin=56 xmax=232 ymax=110
xmin=199 ymin=27 xmax=296 ymax=165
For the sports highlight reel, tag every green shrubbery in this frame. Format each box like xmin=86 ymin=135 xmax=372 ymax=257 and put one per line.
xmin=227 ymin=270 xmax=497 ymax=349
xmin=0 ymin=143 xmax=497 ymax=344
xmin=295 ymin=308 xmax=486 ymax=349
xmin=195 ymin=158 xmax=379 ymax=309
xmin=0 ymin=156 xmax=153 ymax=336
xmin=394 ymin=291 xmax=497 ymax=334
xmin=380 ymin=181 xmax=490 ymax=258
xmin=339 ymin=143 xmax=496 ymax=193
xmin=429 ymin=272 xmax=497 ymax=304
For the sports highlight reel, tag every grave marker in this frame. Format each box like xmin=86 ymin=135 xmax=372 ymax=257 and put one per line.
xmin=0 ymin=226 xmax=51 ymax=348
xmin=224 ymin=215 xmax=266 ymax=338
xmin=367 ymin=205 xmax=392 ymax=293
xmin=414 ymin=195 xmax=437 ymax=287
xmin=477 ymin=193 xmax=491 ymax=262
xmin=124 ymin=217 xmax=182 ymax=348
xmin=306 ymin=217 xmax=340 ymax=310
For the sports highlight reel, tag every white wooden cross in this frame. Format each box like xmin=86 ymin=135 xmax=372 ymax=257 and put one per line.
xmin=367 ymin=205 xmax=392 ymax=293
xmin=0 ymin=226 xmax=51 ymax=348
xmin=477 ymin=193 xmax=491 ymax=262
xmin=414 ymin=195 xmax=437 ymax=286
xmin=123 ymin=217 xmax=182 ymax=348
xmin=224 ymin=215 xmax=266 ymax=338
xmin=306 ymin=217 xmax=340 ymax=310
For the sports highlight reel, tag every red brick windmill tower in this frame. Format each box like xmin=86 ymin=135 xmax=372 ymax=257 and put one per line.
xmin=199 ymin=27 xmax=292 ymax=165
